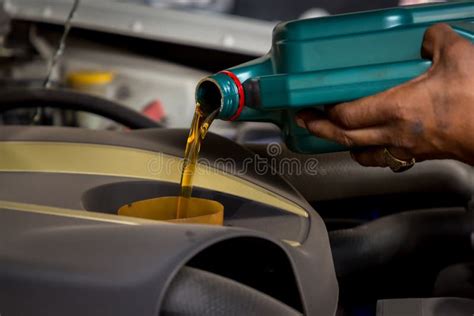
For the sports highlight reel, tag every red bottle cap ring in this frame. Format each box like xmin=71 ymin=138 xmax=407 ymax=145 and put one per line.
xmin=219 ymin=70 xmax=245 ymax=121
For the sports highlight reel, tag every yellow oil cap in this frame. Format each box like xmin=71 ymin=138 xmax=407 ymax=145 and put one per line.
xmin=67 ymin=70 xmax=115 ymax=87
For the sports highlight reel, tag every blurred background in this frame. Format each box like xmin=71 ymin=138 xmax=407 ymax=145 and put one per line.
xmin=0 ymin=0 xmax=446 ymax=137
xmin=112 ymin=0 xmax=443 ymax=20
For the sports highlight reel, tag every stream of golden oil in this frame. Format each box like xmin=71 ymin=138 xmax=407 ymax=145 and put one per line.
xmin=177 ymin=103 xmax=218 ymax=218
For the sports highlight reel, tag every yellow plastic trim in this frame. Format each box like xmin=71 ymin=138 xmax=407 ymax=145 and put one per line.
xmin=0 ymin=199 xmax=147 ymax=225
xmin=0 ymin=141 xmax=308 ymax=218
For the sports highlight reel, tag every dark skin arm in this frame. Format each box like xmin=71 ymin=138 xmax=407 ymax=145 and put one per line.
xmin=296 ymin=24 xmax=474 ymax=168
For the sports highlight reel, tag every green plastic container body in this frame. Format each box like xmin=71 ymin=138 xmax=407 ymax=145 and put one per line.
xmin=196 ymin=2 xmax=474 ymax=153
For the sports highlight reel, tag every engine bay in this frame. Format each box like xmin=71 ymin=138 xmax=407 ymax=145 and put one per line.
xmin=0 ymin=1 xmax=473 ymax=315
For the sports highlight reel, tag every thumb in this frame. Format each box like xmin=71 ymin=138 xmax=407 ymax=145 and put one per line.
xmin=421 ymin=23 xmax=463 ymax=64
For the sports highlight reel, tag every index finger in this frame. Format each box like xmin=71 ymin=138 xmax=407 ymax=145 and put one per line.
xmin=325 ymin=89 xmax=399 ymax=129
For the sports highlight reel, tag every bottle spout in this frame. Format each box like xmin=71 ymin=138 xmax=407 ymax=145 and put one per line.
xmin=195 ymin=78 xmax=223 ymax=116
xmin=195 ymin=72 xmax=241 ymax=120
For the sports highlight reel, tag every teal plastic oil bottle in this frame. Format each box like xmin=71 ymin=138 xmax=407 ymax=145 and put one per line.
xmin=196 ymin=2 xmax=474 ymax=154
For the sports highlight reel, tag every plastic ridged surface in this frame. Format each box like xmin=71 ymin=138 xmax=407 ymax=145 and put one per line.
xmin=162 ymin=267 xmax=301 ymax=316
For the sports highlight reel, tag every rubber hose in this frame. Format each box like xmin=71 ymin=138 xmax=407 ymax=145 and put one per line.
xmin=330 ymin=208 xmax=474 ymax=277
xmin=161 ymin=267 xmax=301 ymax=316
xmin=0 ymin=88 xmax=161 ymax=129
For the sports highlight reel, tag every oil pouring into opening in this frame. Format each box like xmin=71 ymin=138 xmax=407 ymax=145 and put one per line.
xmin=177 ymin=102 xmax=218 ymax=218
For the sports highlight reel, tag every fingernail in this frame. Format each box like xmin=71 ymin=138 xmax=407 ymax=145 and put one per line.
xmin=295 ymin=117 xmax=306 ymax=129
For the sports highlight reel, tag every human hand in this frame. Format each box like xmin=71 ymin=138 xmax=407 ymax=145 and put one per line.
xmin=296 ymin=24 xmax=474 ymax=168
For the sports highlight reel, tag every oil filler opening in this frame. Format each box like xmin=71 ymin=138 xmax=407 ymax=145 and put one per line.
xmin=196 ymin=79 xmax=222 ymax=115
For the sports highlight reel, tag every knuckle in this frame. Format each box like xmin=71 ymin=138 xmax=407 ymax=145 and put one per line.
xmin=426 ymin=23 xmax=449 ymax=36
xmin=338 ymin=132 xmax=355 ymax=147
xmin=392 ymin=100 xmax=409 ymax=122
xmin=330 ymin=106 xmax=352 ymax=128
xmin=337 ymin=112 xmax=353 ymax=129
xmin=305 ymin=121 xmax=320 ymax=135
xmin=423 ymin=25 xmax=437 ymax=43
xmin=423 ymin=24 xmax=448 ymax=46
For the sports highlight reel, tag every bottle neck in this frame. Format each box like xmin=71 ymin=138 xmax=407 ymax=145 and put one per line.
xmin=195 ymin=71 xmax=243 ymax=121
